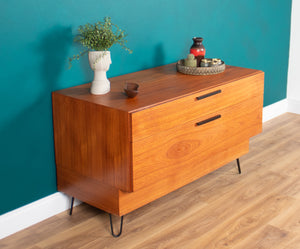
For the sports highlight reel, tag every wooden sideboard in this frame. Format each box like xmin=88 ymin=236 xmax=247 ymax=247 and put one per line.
xmin=52 ymin=64 xmax=264 ymax=217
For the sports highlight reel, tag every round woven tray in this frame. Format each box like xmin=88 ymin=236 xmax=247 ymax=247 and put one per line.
xmin=176 ymin=59 xmax=225 ymax=75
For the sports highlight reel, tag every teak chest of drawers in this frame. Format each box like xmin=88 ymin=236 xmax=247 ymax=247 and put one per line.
xmin=52 ymin=64 xmax=264 ymax=218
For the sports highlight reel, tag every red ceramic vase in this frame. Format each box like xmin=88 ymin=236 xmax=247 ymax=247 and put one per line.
xmin=190 ymin=37 xmax=206 ymax=67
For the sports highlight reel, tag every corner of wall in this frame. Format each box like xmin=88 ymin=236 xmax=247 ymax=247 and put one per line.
xmin=288 ymin=98 xmax=300 ymax=114
xmin=263 ymin=99 xmax=288 ymax=122
xmin=287 ymin=0 xmax=300 ymax=109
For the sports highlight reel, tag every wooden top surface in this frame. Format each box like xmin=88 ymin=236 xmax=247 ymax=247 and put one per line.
xmin=54 ymin=63 xmax=263 ymax=113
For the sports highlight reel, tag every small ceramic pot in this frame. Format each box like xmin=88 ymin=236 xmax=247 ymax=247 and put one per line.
xmin=124 ymin=82 xmax=139 ymax=98
xmin=212 ymin=58 xmax=222 ymax=65
xmin=184 ymin=54 xmax=197 ymax=67
xmin=200 ymin=58 xmax=211 ymax=67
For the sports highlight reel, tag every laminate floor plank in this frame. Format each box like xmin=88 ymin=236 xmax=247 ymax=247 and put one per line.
xmin=0 ymin=204 xmax=100 ymax=249
xmin=232 ymin=225 xmax=291 ymax=249
xmin=184 ymin=195 xmax=295 ymax=248
xmin=79 ymin=185 xmax=209 ymax=249
xmin=130 ymin=173 xmax=296 ymax=249
xmin=269 ymin=201 xmax=300 ymax=234
xmin=1 ymin=113 xmax=300 ymax=249
xmin=35 ymin=214 xmax=108 ymax=249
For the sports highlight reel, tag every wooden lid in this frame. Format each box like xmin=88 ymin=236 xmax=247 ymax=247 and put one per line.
xmin=54 ymin=63 xmax=263 ymax=113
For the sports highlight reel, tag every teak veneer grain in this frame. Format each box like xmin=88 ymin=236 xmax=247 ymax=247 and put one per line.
xmin=52 ymin=63 xmax=264 ymax=216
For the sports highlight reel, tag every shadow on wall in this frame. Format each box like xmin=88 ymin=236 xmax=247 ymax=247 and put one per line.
xmin=141 ymin=43 xmax=166 ymax=71
xmin=79 ymin=49 xmax=93 ymax=82
xmin=35 ymin=25 xmax=73 ymax=92
xmin=153 ymin=43 xmax=166 ymax=66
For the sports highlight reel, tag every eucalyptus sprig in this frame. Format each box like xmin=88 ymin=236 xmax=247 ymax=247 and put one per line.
xmin=69 ymin=17 xmax=132 ymax=68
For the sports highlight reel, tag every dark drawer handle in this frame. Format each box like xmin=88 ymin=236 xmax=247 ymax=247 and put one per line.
xmin=196 ymin=89 xmax=222 ymax=100
xmin=196 ymin=115 xmax=221 ymax=126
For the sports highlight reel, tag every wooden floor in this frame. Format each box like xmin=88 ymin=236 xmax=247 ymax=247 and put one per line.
xmin=1 ymin=112 xmax=300 ymax=249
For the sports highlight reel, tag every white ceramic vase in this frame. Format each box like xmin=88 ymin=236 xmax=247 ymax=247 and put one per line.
xmin=88 ymin=51 xmax=112 ymax=95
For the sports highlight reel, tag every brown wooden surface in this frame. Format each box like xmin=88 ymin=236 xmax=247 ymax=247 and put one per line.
xmin=57 ymin=167 xmax=120 ymax=215
xmin=132 ymin=96 xmax=263 ymax=190
xmin=52 ymin=93 xmax=133 ymax=192
xmin=131 ymin=73 xmax=264 ymax=141
xmin=52 ymin=63 xmax=264 ymax=216
xmin=119 ymin=141 xmax=250 ymax=216
xmin=54 ymin=64 xmax=263 ymax=113
xmin=2 ymin=113 xmax=300 ymax=249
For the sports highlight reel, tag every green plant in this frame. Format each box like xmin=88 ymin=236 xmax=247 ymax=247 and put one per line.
xmin=69 ymin=17 xmax=132 ymax=67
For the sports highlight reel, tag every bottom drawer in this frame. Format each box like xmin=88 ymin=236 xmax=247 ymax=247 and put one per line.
xmin=120 ymin=140 xmax=249 ymax=215
xmin=132 ymin=96 xmax=262 ymax=190
xmin=57 ymin=140 xmax=250 ymax=216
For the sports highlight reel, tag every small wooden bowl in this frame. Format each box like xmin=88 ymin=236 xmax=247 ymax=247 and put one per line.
xmin=124 ymin=82 xmax=139 ymax=98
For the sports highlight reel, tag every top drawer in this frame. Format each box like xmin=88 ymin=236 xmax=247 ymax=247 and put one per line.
xmin=131 ymin=73 xmax=264 ymax=141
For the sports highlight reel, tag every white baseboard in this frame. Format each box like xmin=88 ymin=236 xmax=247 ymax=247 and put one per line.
xmin=263 ymin=98 xmax=288 ymax=122
xmin=288 ymin=98 xmax=300 ymax=114
xmin=0 ymin=98 xmax=295 ymax=240
xmin=0 ymin=193 xmax=80 ymax=239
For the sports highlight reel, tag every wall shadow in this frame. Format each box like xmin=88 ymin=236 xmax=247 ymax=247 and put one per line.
xmin=35 ymin=25 xmax=73 ymax=92
xmin=153 ymin=43 xmax=166 ymax=67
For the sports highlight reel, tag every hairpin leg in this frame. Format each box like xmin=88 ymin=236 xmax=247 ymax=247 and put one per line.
xmin=109 ymin=214 xmax=124 ymax=237
xmin=69 ymin=197 xmax=74 ymax=215
xmin=236 ymin=158 xmax=241 ymax=174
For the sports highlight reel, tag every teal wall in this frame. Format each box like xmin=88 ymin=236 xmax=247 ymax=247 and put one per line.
xmin=0 ymin=0 xmax=292 ymax=214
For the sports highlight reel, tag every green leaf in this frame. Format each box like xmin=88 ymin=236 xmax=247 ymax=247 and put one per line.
xmin=69 ymin=16 xmax=131 ymax=68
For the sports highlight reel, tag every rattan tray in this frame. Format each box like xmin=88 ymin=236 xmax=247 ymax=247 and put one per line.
xmin=176 ymin=59 xmax=225 ymax=75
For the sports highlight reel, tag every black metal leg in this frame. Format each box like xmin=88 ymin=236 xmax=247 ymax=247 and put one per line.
xmin=109 ymin=214 xmax=124 ymax=237
xmin=69 ymin=197 xmax=74 ymax=215
xmin=236 ymin=158 xmax=241 ymax=174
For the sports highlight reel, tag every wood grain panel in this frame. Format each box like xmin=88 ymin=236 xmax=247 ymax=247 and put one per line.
xmin=132 ymin=96 xmax=263 ymax=190
xmin=52 ymin=94 xmax=89 ymax=176
xmin=52 ymin=93 xmax=132 ymax=192
xmin=57 ymin=167 xmax=120 ymax=215
xmin=54 ymin=65 xmax=263 ymax=113
xmin=118 ymin=140 xmax=249 ymax=216
xmin=131 ymin=73 xmax=264 ymax=141
xmin=84 ymin=101 xmax=132 ymax=192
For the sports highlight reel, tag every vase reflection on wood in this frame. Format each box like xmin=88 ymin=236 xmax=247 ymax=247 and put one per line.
xmin=88 ymin=51 xmax=111 ymax=95
xmin=190 ymin=37 xmax=206 ymax=67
